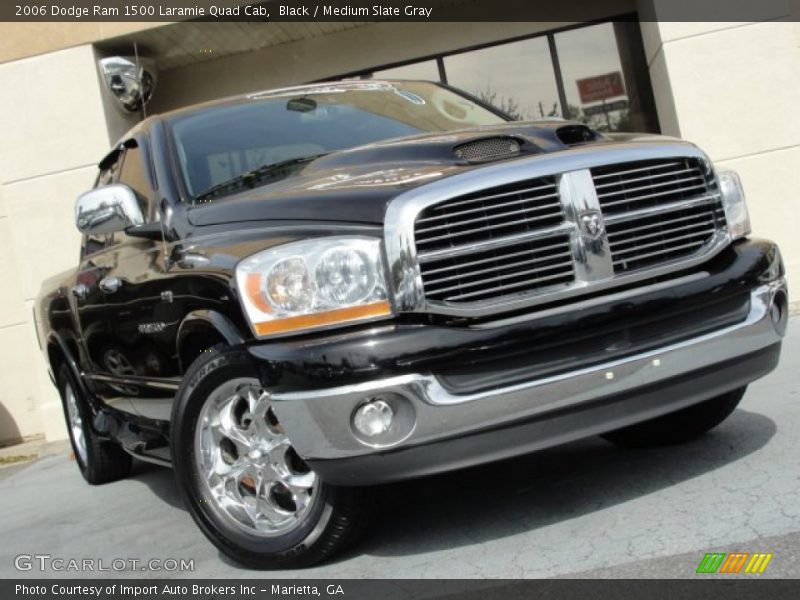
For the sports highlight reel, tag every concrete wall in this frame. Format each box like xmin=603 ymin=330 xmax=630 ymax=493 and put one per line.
xmin=0 ymin=22 xmax=161 ymax=64
xmin=0 ymin=44 xmax=113 ymax=444
xmin=639 ymin=10 xmax=800 ymax=293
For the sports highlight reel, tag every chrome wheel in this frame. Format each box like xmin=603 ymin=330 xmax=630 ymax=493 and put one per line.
xmin=64 ymin=382 xmax=88 ymax=463
xmin=194 ymin=378 xmax=317 ymax=537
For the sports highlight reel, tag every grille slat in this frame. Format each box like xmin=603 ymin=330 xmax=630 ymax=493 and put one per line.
xmin=612 ymin=240 xmax=710 ymax=267
xmin=418 ymin=226 xmax=572 ymax=262
xmin=416 ymin=193 xmax=560 ymax=225
xmin=442 ymin=269 xmax=576 ymax=302
xmin=426 ymin=260 xmax=576 ymax=297
xmin=415 ymin=204 xmax=563 ymax=236
xmin=607 ymin=211 xmax=713 ymax=240
xmin=423 ymin=241 xmax=571 ymax=277
xmin=597 ymin=176 xmax=706 ymax=201
xmin=593 ymin=166 xmax=700 ymax=189
xmin=611 ymin=223 xmax=716 ymax=251
xmin=592 ymin=160 xmax=684 ymax=181
xmin=425 ymin=253 xmax=573 ymax=290
xmin=599 ymin=182 xmax=710 ymax=209
xmin=425 ymin=182 xmax=557 ymax=212
xmin=611 ymin=229 xmax=716 ymax=258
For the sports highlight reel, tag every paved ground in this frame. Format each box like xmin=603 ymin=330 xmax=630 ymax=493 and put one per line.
xmin=0 ymin=437 xmax=70 ymax=468
xmin=1 ymin=319 xmax=798 ymax=579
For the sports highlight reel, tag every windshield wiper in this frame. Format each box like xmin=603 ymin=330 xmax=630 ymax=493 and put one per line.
xmin=194 ymin=153 xmax=328 ymax=202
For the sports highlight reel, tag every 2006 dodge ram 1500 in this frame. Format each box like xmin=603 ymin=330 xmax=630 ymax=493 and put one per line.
xmin=34 ymin=80 xmax=787 ymax=567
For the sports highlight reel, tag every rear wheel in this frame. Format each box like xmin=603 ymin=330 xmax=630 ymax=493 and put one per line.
xmin=171 ymin=348 xmax=371 ymax=568
xmin=58 ymin=365 xmax=132 ymax=484
xmin=602 ymin=387 xmax=746 ymax=448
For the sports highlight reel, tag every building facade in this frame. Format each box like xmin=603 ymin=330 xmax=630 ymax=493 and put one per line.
xmin=0 ymin=0 xmax=798 ymax=444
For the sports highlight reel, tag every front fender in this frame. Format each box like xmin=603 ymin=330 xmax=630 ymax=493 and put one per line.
xmin=176 ymin=310 xmax=247 ymax=372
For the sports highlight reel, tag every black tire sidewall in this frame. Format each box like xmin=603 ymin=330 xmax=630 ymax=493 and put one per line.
xmin=170 ymin=349 xmax=338 ymax=565
xmin=57 ymin=365 xmax=92 ymax=478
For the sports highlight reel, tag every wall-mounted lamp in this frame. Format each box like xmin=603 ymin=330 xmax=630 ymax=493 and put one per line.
xmin=98 ymin=55 xmax=157 ymax=115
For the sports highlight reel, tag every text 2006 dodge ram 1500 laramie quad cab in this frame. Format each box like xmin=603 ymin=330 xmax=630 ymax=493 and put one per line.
xmin=34 ymin=81 xmax=787 ymax=567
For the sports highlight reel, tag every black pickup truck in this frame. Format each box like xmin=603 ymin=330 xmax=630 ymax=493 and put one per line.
xmin=34 ymin=80 xmax=787 ymax=568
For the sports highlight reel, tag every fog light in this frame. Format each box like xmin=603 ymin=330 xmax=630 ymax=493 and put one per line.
xmin=353 ymin=398 xmax=394 ymax=437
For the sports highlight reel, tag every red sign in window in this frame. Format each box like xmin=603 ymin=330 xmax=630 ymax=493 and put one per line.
xmin=576 ymin=72 xmax=626 ymax=104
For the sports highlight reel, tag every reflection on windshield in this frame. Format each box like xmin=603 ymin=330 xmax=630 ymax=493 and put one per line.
xmin=170 ymin=81 xmax=506 ymax=201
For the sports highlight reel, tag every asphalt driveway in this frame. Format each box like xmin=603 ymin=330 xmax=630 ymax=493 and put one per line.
xmin=1 ymin=319 xmax=798 ymax=579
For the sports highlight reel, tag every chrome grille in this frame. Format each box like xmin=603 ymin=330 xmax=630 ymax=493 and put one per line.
xmin=390 ymin=144 xmax=731 ymax=316
xmin=592 ymin=157 xmax=713 ymax=214
xmin=414 ymin=176 xmax=563 ymax=253
xmin=592 ymin=158 xmax=726 ymax=274
xmin=420 ymin=236 xmax=574 ymax=303
xmin=414 ymin=176 xmax=573 ymax=303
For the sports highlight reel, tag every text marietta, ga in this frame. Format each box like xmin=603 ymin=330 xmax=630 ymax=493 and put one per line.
xmin=16 ymin=584 xmax=344 ymax=596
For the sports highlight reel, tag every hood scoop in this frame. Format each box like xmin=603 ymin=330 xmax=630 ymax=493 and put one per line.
xmin=453 ymin=136 xmax=521 ymax=163
xmin=556 ymin=124 xmax=601 ymax=146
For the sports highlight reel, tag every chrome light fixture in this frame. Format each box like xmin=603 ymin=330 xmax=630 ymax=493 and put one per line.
xmin=98 ymin=55 xmax=157 ymax=114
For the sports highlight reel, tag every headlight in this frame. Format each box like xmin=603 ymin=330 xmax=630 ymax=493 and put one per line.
xmin=717 ymin=169 xmax=751 ymax=240
xmin=236 ymin=237 xmax=391 ymax=337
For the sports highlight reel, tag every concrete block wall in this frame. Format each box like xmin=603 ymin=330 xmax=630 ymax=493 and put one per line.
xmin=0 ymin=45 xmax=112 ymax=443
xmin=639 ymin=12 xmax=800 ymax=294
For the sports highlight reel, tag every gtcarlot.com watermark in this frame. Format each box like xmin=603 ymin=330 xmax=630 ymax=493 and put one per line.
xmin=14 ymin=554 xmax=194 ymax=573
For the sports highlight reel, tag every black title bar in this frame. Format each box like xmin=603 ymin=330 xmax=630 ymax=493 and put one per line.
xmin=2 ymin=0 xmax=798 ymax=22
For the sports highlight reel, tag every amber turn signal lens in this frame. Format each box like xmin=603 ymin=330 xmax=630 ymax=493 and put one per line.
xmin=253 ymin=301 xmax=391 ymax=336
xmin=245 ymin=273 xmax=272 ymax=314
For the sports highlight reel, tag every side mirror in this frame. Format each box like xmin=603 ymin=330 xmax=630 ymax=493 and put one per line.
xmin=75 ymin=184 xmax=144 ymax=235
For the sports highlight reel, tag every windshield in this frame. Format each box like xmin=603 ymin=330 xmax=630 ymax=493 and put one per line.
xmin=168 ymin=81 xmax=507 ymax=201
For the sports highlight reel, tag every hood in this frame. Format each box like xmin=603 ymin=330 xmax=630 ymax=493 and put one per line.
xmin=186 ymin=121 xmax=665 ymax=228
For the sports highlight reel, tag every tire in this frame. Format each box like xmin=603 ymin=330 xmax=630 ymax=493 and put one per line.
xmin=170 ymin=347 xmax=371 ymax=569
xmin=602 ymin=387 xmax=747 ymax=448
xmin=58 ymin=364 xmax=132 ymax=484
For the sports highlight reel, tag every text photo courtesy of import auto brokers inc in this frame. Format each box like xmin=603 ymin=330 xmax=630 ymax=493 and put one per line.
xmin=0 ymin=0 xmax=799 ymax=598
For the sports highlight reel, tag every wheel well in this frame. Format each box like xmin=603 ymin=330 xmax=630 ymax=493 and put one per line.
xmin=47 ymin=343 xmax=64 ymax=384
xmin=179 ymin=329 xmax=228 ymax=373
xmin=47 ymin=338 xmax=80 ymax=386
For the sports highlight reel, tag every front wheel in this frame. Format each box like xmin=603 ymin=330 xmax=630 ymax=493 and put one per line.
xmin=602 ymin=387 xmax=747 ymax=448
xmin=170 ymin=348 xmax=370 ymax=569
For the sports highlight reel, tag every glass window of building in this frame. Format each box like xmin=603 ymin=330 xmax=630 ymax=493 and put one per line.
xmin=338 ymin=19 xmax=660 ymax=133
xmin=372 ymin=60 xmax=441 ymax=82
xmin=555 ymin=21 xmax=659 ymax=133
xmin=443 ymin=37 xmax=561 ymax=121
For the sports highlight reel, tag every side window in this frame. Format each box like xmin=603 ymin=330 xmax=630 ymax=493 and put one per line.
xmin=117 ymin=143 xmax=152 ymax=218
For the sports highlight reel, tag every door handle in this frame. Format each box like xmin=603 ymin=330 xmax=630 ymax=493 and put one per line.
xmin=98 ymin=276 xmax=122 ymax=294
xmin=71 ymin=283 xmax=89 ymax=301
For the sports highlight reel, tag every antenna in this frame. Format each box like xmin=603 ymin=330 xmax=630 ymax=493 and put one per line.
xmin=133 ymin=41 xmax=147 ymax=119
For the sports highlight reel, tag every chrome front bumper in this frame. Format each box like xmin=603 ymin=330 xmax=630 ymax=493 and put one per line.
xmin=270 ymin=279 xmax=787 ymax=479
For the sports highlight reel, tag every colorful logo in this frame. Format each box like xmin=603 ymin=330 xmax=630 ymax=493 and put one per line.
xmin=696 ymin=552 xmax=773 ymax=574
